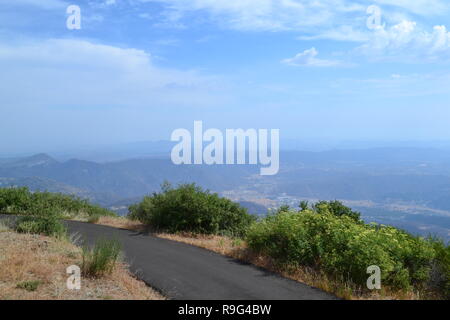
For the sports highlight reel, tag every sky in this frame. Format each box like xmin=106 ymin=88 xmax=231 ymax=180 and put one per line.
xmin=1 ymin=0 xmax=450 ymax=153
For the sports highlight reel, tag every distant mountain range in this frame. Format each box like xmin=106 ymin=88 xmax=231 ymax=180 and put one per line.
xmin=0 ymin=152 xmax=258 ymax=207
xmin=1 ymin=148 xmax=450 ymax=240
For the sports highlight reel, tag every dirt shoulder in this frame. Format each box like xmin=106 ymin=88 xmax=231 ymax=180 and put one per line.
xmin=0 ymin=222 xmax=164 ymax=300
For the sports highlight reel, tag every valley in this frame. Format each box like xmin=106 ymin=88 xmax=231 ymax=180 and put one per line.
xmin=1 ymin=147 xmax=450 ymax=241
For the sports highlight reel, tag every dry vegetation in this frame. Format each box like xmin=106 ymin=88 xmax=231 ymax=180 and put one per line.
xmin=95 ymin=216 xmax=144 ymax=231
xmin=0 ymin=222 xmax=164 ymax=300
xmin=93 ymin=216 xmax=425 ymax=300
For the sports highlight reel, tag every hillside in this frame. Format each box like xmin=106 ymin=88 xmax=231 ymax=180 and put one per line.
xmin=1 ymin=148 xmax=450 ymax=240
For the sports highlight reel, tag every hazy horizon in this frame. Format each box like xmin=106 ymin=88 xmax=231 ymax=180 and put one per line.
xmin=4 ymin=138 xmax=450 ymax=160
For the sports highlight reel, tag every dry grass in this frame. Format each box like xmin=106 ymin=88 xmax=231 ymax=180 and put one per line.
xmin=93 ymin=216 xmax=144 ymax=231
xmin=0 ymin=226 xmax=164 ymax=300
xmin=93 ymin=217 xmax=424 ymax=300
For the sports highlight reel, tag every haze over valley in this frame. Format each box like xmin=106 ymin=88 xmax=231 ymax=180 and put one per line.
xmin=2 ymin=143 xmax=450 ymax=241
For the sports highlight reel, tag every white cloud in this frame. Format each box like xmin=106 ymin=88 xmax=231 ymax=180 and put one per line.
xmin=88 ymin=0 xmax=118 ymax=9
xmin=2 ymin=0 xmax=68 ymax=9
xmin=140 ymin=0 xmax=450 ymax=63
xmin=373 ymin=0 xmax=449 ymax=16
xmin=140 ymin=0 xmax=450 ymax=32
xmin=359 ymin=21 xmax=450 ymax=61
xmin=282 ymin=47 xmax=344 ymax=67
xmin=298 ymin=25 xmax=369 ymax=42
xmin=141 ymin=0 xmax=365 ymax=32
xmin=0 ymin=38 xmax=225 ymax=108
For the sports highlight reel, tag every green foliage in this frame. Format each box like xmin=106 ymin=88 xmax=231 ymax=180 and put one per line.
xmin=128 ymin=183 xmax=255 ymax=236
xmin=15 ymin=215 xmax=67 ymax=238
xmin=299 ymin=201 xmax=309 ymax=212
xmin=0 ymin=187 xmax=116 ymax=218
xmin=428 ymin=238 xmax=450 ymax=298
xmin=232 ymin=238 xmax=243 ymax=247
xmin=246 ymin=209 xmax=448 ymax=295
xmin=312 ymin=200 xmax=361 ymax=222
xmin=82 ymin=238 xmax=121 ymax=278
xmin=16 ymin=280 xmax=42 ymax=292
xmin=277 ymin=205 xmax=291 ymax=214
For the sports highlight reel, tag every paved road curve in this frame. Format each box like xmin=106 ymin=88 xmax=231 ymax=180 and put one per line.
xmin=1 ymin=216 xmax=336 ymax=300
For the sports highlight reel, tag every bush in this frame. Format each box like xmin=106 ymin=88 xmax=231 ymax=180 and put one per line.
xmin=82 ymin=238 xmax=121 ymax=278
xmin=16 ymin=280 xmax=41 ymax=292
xmin=0 ymin=187 xmax=116 ymax=219
xmin=312 ymin=200 xmax=361 ymax=222
xmin=246 ymin=209 xmax=448 ymax=295
xmin=15 ymin=215 xmax=67 ymax=238
xmin=128 ymin=183 xmax=255 ymax=236
xmin=428 ymin=238 xmax=450 ymax=298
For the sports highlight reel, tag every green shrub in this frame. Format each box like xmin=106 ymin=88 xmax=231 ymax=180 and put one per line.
xmin=246 ymin=209 xmax=447 ymax=294
xmin=128 ymin=183 xmax=255 ymax=236
xmin=428 ymin=238 xmax=450 ymax=298
xmin=0 ymin=187 xmax=116 ymax=219
xmin=16 ymin=280 xmax=41 ymax=292
xmin=312 ymin=200 xmax=361 ymax=222
xmin=82 ymin=238 xmax=121 ymax=278
xmin=0 ymin=187 xmax=32 ymax=215
xmin=15 ymin=215 xmax=67 ymax=238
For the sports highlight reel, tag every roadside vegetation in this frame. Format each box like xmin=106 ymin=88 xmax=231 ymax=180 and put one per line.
xmin=128 ymin=182 xmax=255 ymax=236
xmin=124 ymin=183 xmax=449 ymax=300
xmin=246 ymin=204 xmax=449 ymax=299
xmin=82 ymin=238 xmax=122 ymax=278
xmin=0 ymin=187 xmax=162 ymax=300
xmin=0 ymin=220 xmax=164 ymax=300
xmin=15 ymin=215 xmax=68 ymax=239
xmin=0 ymin=187 xmax=116 ymax=220
xmin=1 ymin=184 xmax=448 ymax=299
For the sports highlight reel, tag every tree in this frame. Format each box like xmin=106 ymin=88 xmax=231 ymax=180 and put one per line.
xmin=313 ymin=200 xmax=361 ymax=222
xmin=299 ymin=200 xmax=309 ymax=212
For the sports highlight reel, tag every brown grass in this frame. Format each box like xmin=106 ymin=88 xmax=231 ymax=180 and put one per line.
xmin=93 ymin=217 xmax=424 ymax=300
xmin=95 ymin=216 xmax=144 ymax=231
xmin=0 ymin=224 xmax=164 ymax=300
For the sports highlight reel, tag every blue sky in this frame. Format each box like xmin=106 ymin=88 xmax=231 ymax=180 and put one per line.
xmin=1 ymin=0 xmax=450 ymax=153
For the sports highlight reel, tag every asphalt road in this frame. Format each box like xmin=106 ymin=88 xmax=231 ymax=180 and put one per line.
xmin=1 ymin=216 xmax=336 ymax=300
